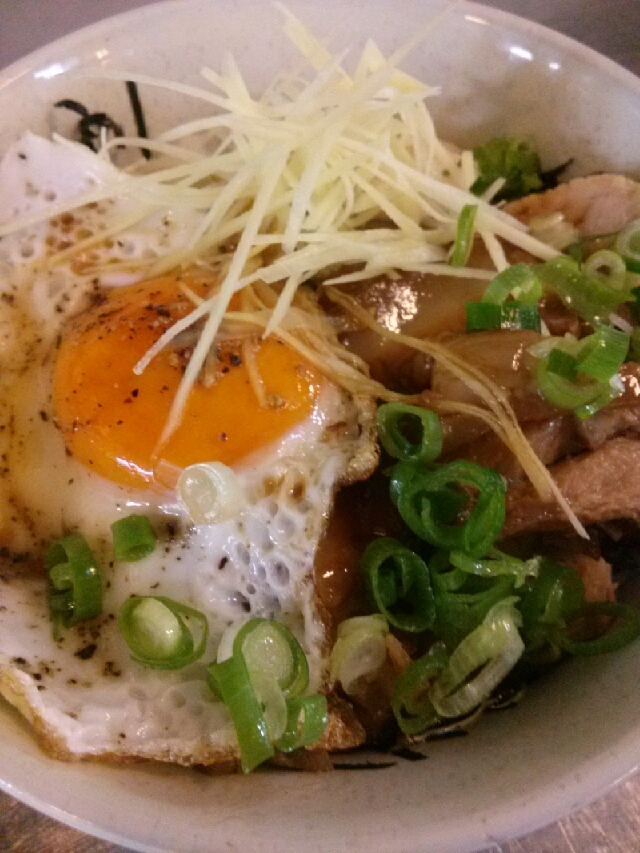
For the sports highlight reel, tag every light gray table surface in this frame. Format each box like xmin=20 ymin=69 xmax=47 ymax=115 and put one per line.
xmin=2 ymin=1 xmax=640 ymax=852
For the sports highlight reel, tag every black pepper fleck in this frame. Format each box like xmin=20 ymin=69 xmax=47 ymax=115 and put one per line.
xmin=75 ymin=643 xmax=98 ymax=661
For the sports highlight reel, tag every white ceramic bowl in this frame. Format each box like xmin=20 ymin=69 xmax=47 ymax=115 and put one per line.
xmin=1 ymin=2 xmax=640 ymax=851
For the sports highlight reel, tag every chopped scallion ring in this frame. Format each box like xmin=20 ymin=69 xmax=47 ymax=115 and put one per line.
xmin=376 ymin=403 xmax=442 ymax=465
xmin=518 ymin=560 xmax=585 ymax=653
xmin=536 ymin=327 xmax=629 ymax=418
xmin=209 ymin=619 xmax=326 ymax=770
xmin=361 ymin=537 xmax=435 ymax=633
xmin=329 ymin=615 xmax=389 ymax=694
xmin=391 ymin=642 xmax=448 ymax=735
xmin=546 ymin=348 xmax=579 ymax=380
xmin=583 ymin=249 xmax=628 ymax=290
xmin=178 ymin=462 xmax=246 ymax=525
xmin=465 ymin=300 xmax=541 ymax=332
xmin=551 ymin=601 xmax=640 ymax=656
xmin=616 ymin=219 xmax=640 ymax=273
xmin=450 ymin=204 xmax=477 ymax=267
xmin=208 ymin=654 xmax=274 ymax=773
xmin=429 ymin=599 xmax=524 ymax=718
xmin=465 ymin=301 xmax=501 ymax=331
xmin=536 ymin=256 xmax=633 ymax=325
xmin=111 ymin=514 xmax=156 ymax=562
xmin=45 ymin=533 xmax=102 ymax=636
xmin=449 ymin=549 xmax=540 ymax=589
xmin=430 ymin=550 xmax=516 ymax=650
xmin=276 ymin=695 xmax=329 ymax=752
xmin=233 ymin=618 xmax=309 ymax=698
xmin=118 ymin=595 xmax=209 ymax=669
xmin=392 ymin=460 xmax=506 ymax=557
xmin=481 ymin=263 xmax=542 ymax=305
xmin=576 ymin=325 xmax=630 ymax=382
xmin=537 ymin=357 xmax=614 ymax=417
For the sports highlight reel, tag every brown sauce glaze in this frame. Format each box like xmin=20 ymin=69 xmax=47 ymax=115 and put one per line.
xmin=336 ymin=269 xmax=486 ymax=394
xmin=314 ymin=470 xmax=407 ymax=628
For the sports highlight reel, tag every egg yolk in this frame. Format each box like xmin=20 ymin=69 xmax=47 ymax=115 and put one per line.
xmin=53 ymin=275 xmax=324 ymax=490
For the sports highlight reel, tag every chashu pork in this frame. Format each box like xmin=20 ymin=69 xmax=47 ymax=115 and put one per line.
xmin=442 ymin=175 xmax=640 ymax=534
xmin=502 ymin=175 xmax=640 ymax=533
xmin=503 ymin=437 xmax=640 ymax=537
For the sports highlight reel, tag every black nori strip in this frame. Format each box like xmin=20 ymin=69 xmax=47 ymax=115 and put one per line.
xmin=390 ymin=746 xmax=427 ymax=762
xmin=125 ymin=81 xmax=151 ymax=160
xmin=54 ymin=99 xmax=124 ymax=152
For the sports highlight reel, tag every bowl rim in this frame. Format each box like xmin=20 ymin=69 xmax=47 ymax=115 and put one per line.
xmin=1 ymin=2 xmax=640 ymax=852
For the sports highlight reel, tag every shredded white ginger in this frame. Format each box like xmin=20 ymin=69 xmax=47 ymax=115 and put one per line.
xmin=0 ymin=6 xmax=557 ymax=427
xmin=0 ymin=5 xmax=580 ymax=531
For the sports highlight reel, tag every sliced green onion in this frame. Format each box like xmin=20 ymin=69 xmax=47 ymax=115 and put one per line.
xmin=550 ymin=601 xmax=640 ymax=656
xmin=215 ymin=618 xmax=248 ymax=665
xmin=616 ymin=219 xmax=640 ymax=273
xmin=376 ymin=403 xmax=442 ymax=465
xmin=276 ymin=695 xmax=329 ymax=752
xmin=449 ymin=549 xmax=540 ymax=589
xmin=428 ymin=550 xmax=469 ymax=593
xmin=248 ymin=668 xmax=288 ymax=741
xmin=546 ymin=348 xmax=579 ymax=380
xmin=518 ymin=560 xmax=584 ymax=653
xmin=329 ymin=615 xmax=389 ymax=694
xmin=429 ymin=599 xmax=524 ymax=718
xmin=111 ymin=514 xmax=156 ymax=562
xmin=118 ymin=595 xmax=208 ymax=669
xmin=576 ymin=325 xmax=630 ymax=382
xmin=177 ymin=461 xmax=246 ymax=525
xmin=392 ymin=460 xmax=506 ymax=557
xmin=361 ymin=537 xmax=435 ymax=633
xmin=335 ymin=614 xmax=389 ymax=639
xmin=208 ymin=654 xmax=274 ymax=773
xmin=210 ymin=619 xmax=325 ymax=769
xmin=391 ymin=642 xmax=448 ymax=735
xmin=233 ymin=618 xmax=309 ymax=698
xmin=519 ymin=571 xmax=640 ymax=659
xmin=466 ymin=301 xmax=541 ymax=332
xmin=482 ymin=263 xmax=542 ymax=305
xmin=499 ymin=302 xmax=541 ymax=332
xmin=430 ymin=550 xmax=516 ymax=649
xmin=536 ymin=256 xmax=632 ymax=325
xmin=450 ymin=204 xmax=477 ymax=267
xmin=536 ymin=328 xmax=628 ymax=418
xmin=574 ymin=380 xmax=622 ymax=420
xmin=465 ymin=301 xmax=501 ymax=331
xmin=583 ymin=249 xmax=628 ymax=290
xmin=537 ymin=357 xmax=607 ymax=413
xmin=565 ymin=230 xmax=620 ymax=266
xmin=471 ymin=138 xmax=545 ymax=202
xmin=45 ymin=534 xmax=102 ymax=635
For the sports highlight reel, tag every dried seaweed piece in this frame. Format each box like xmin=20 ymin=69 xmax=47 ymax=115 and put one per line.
xmin=54 ymin=98 xmax=124 ymax=152
xmin=126 ymin=81 xmax=150 ymax=160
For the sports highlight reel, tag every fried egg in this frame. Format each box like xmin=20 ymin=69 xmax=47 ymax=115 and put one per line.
xmin=0 ymin=133 xmax=376 ymax=764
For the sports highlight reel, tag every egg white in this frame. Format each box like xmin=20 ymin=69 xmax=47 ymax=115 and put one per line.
xmin=0 ymin=133 xmax=376 ymax=763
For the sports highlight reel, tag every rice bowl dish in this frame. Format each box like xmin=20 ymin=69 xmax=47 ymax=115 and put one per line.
xmin=1 ymin=1 xmax=633 ymax=849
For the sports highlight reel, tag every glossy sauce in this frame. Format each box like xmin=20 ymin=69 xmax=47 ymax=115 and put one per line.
xmin=314 ymin=472 xmax=407 ymax=627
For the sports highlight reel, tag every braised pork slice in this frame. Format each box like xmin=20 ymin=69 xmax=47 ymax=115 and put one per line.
xmin=503 ymin=437 xmax=640 ymax=537
xmin=456 ymin=416 xmax=580 ymax=484
xmin=454 ymin=362 xmax=640 ymax=483
xmin=506 ymin=173 xmax=640 ymax=236
xmin=578 ymin=363 xmax=640 ymax=450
